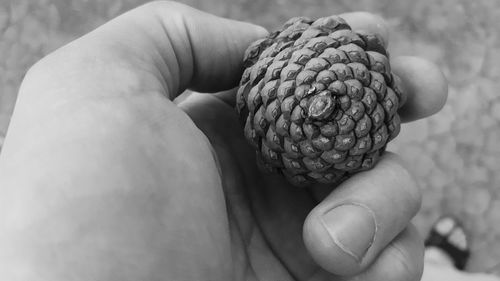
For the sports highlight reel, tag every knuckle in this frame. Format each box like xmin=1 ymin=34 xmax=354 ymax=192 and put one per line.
xmin=139 ymin=0 xmax=191 ymax=14
xmin=387 ymin=242 xmax=424 ymax=281
xmin=20 ymin=56 xmax=54 ymax=92
xmin=380 ymin=152 xmax=422 ymax=214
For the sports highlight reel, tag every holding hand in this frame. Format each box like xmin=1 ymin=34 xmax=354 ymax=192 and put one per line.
xmin=0 ymin=2 xmax=447 ymax=280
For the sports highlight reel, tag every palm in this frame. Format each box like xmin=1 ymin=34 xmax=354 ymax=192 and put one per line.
xmin=180 ymin=92 xmax=333 ymax=281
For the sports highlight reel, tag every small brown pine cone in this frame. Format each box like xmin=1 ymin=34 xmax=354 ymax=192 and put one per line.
xmin=236 ymin=16 xmax=406 ymax=187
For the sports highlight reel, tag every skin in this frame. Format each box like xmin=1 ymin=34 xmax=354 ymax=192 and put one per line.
xmin=0 ymin=2 xmax=448 ymax=281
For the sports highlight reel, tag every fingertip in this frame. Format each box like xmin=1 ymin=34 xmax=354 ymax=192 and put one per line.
xmin=393 ymin=56 xmax=449 ymax=122
xmin=340 ymin=12 xmax=390 ymax=47
xmin=219 ymin=17 xmax=269 ymax=42
xmin=249 ymin=23 xmax=270 ymax=39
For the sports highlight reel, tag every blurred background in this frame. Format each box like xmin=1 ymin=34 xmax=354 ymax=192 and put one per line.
xmin=1 ymin=0 xmax=499 ymax=274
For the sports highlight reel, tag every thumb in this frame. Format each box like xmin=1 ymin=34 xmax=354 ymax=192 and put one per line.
xmin=303 ymin=154 xmax=422 ymax=277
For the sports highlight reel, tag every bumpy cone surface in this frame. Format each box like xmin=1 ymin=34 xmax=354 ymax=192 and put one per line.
xmin=236 ymin=16 xmax=406 ymax=187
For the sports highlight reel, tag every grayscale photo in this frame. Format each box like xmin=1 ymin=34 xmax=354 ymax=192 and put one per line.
xmin=0 ymin=0 xmax=499 ymax=280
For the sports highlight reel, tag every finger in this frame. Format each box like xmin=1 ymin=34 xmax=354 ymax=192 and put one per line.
xmin=393 ymin=56 xmax=448 ymax=122
xmin=340 ymin=12 xmax=389 ymax=47
xmin=303 ymin=153 xmax=422 ymax=276
xmin=217 ymin=12 xmax=389 ymax=106
xmin=149 ymin=2 xmax=268 ymax=94
xmin=309 ymin=224 xmax=424 ymax=281
xmin=26 ymin=1 xmax=267 ymax=99
xmin=338 ymin=14 xmax=448 ymax=122
xmin=344 ymin=223 xmax=424 ymax=281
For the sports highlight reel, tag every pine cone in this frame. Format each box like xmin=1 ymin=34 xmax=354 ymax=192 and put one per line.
xmin=236 ymin=16 xmax=406 ymax=187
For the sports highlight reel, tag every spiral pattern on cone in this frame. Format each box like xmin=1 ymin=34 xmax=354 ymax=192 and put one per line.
xmin=236 ymin=16 xmax=406 ymax=186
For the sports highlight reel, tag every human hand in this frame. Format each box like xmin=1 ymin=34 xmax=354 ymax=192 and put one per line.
xmin=0 ymin=2 xmax=447 ymax=280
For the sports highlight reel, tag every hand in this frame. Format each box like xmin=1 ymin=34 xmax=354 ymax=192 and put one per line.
xmin=0 ymin=2 xmax=447 ymax=280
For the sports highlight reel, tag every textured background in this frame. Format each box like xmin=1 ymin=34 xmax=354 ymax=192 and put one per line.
xmin=1 ymin=0 xmax=500 ymax=274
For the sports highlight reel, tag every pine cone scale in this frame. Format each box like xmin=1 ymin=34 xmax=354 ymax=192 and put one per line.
xmin=237 ymin=16 xmax=405 ymax=186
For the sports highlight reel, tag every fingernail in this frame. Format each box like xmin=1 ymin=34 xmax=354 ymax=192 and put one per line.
xmin=321 ymin=203 xmax=377 ymax=262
